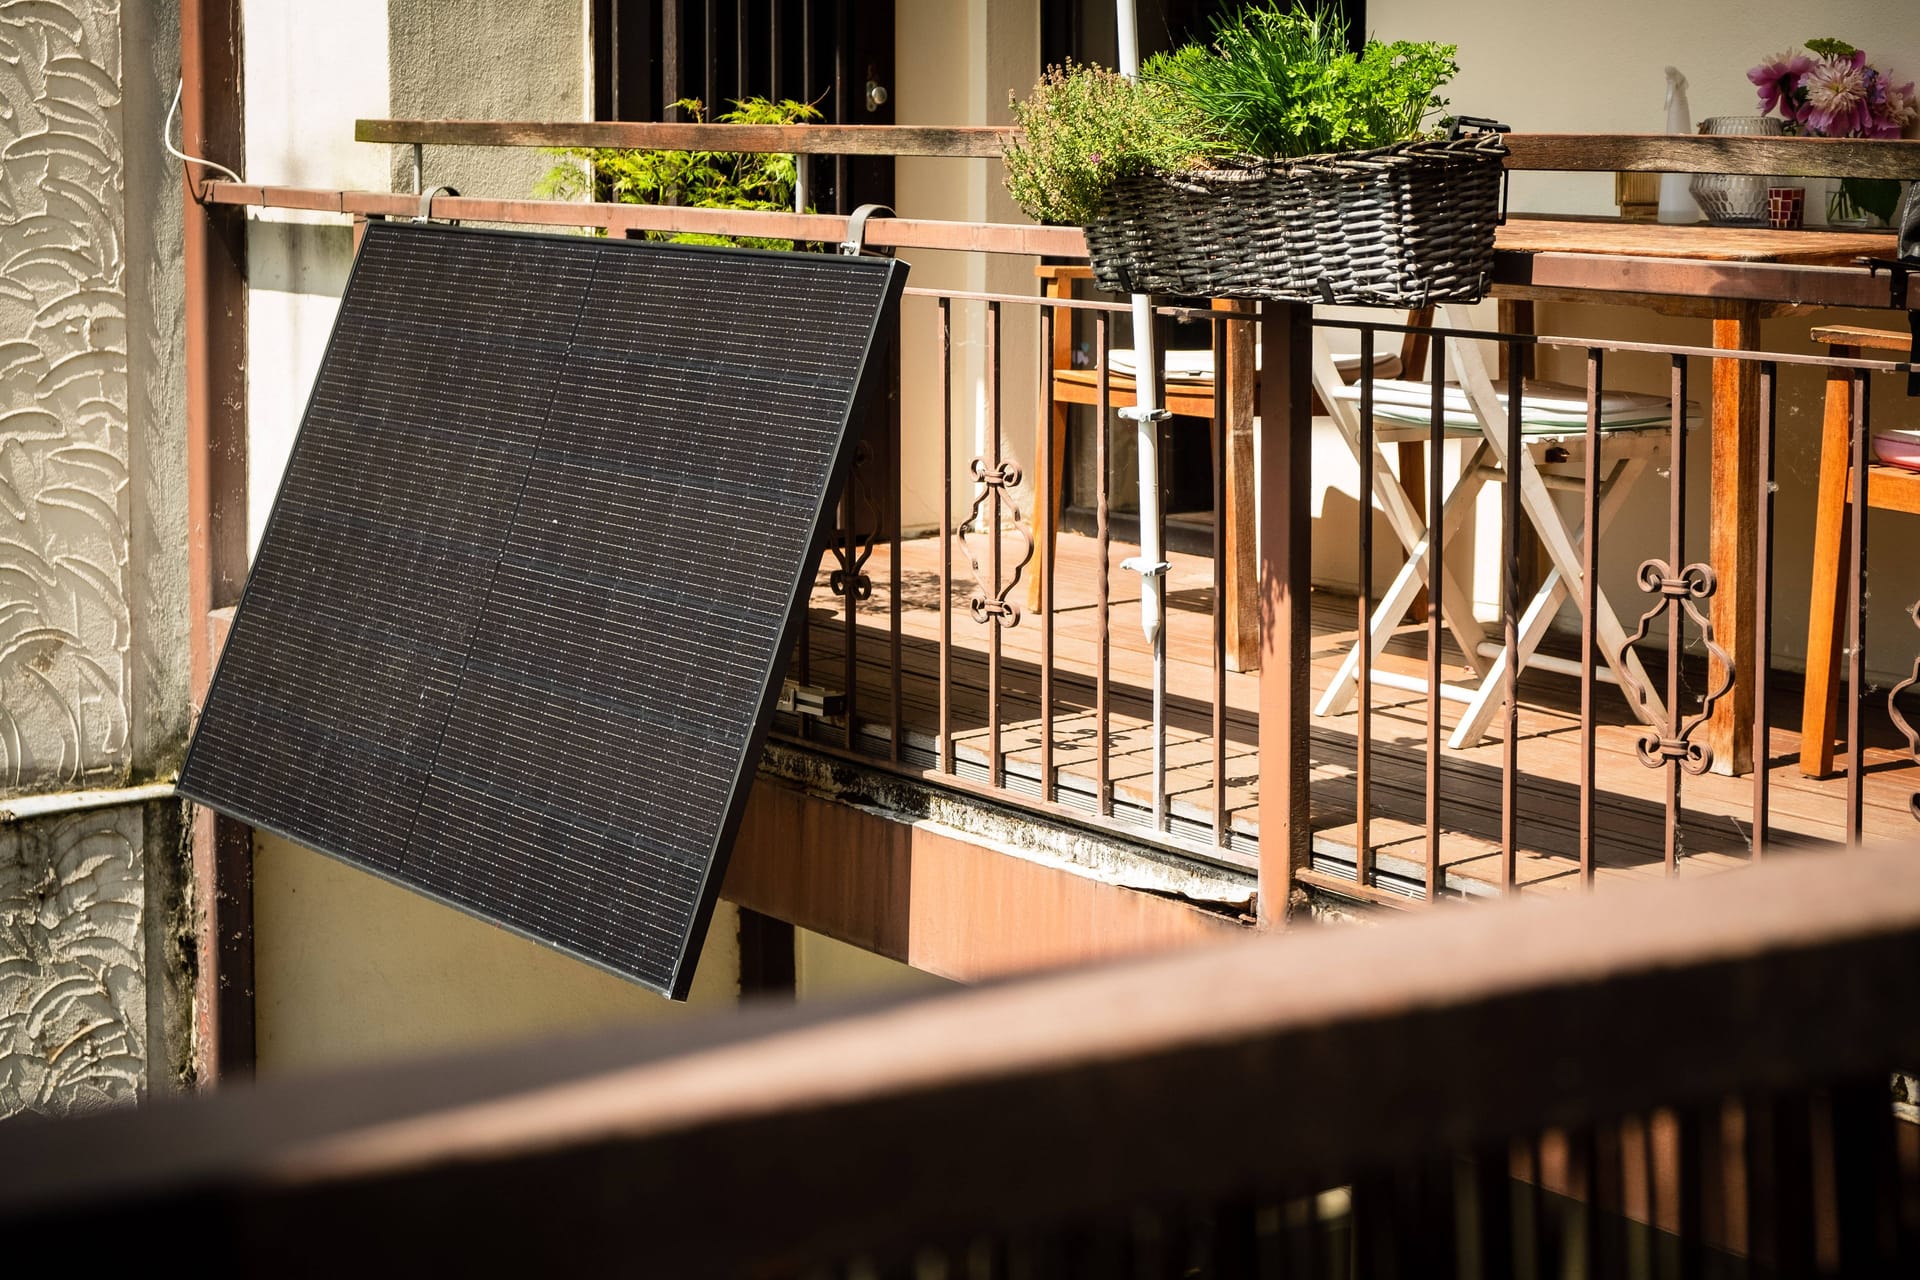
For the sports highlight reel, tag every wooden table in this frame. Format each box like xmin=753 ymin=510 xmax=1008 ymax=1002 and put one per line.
xmin=1491 ymin=218 xmax=1896 ymax=776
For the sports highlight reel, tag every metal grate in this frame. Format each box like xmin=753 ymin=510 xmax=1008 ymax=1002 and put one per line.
xmin=180 ymin=222 xmax=904 ymax=997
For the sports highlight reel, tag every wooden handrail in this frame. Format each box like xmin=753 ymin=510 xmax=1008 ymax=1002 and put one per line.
xmin=1505 ymin=131 xmax=1920 ymax=178
xmin=357 ymin=119 xmax=1920 ymax=179
xmin=5 ymin=846 xmax=1916 ymax=1270
xmin=356 ymin=118 xmax=1016 ymax=158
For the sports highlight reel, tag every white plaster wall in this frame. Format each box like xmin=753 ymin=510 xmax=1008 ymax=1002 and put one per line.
xmin=242 ymin=0 xmax=390 ymax=551
xmin=895 ymin=0 xmax=1040 ymax=535
xmin=1352 ymin=1 xmax=1920 ymax=680
xmin=1368 ymin=0 xmax=1920 ymax=217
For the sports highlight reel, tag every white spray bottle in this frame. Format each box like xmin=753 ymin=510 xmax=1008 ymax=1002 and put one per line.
xmin=1659 ymin=67 xmax=1701 ymax=223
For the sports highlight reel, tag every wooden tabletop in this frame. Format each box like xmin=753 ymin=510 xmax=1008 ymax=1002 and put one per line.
xmin=1496 ymin=216 xmax=1895 ymax=265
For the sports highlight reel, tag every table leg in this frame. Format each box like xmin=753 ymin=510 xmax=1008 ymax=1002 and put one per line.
xmin=1708 ymin=306 xmax=1760 ymax=776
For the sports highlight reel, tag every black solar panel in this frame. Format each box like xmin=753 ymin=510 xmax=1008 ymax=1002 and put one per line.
xmin=180 ymin=221 xmax=905 ymax=997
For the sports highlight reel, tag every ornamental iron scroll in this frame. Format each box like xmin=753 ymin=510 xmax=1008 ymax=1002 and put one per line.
xmin=1887 ymin=599 xmax=1920 ymax=822
xmin=1619 ymin=558 xmax=1733 ymax=775
xmin=956 ymin=458 xmax=1034 ymax=626
xmin=828 ymin=440 xmax=877 ymax=601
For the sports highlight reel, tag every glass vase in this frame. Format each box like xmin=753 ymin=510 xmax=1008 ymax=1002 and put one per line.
xmin=1688 ymin=116 xmax=1784 ymax=227
xmin=1826 ymin=178 xmax=1902 ymax=230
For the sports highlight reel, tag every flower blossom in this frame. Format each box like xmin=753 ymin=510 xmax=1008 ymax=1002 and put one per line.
xmin=1749 ymin=49 xmax=1813 ymax=117
xmin=1802 ymin=51 xmax=1872 ymax=136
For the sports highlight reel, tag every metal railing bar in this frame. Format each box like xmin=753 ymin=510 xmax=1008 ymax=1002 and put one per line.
xmin=1356 ymin=326 xmax=1375 ymax=888
xmin=1752 ymin=362 xmax=1777 ymax=857
xmin=1664 ymin=355 xmax=1688 ymax=876
xmin=1502 ymin=340 xmax=1523 ymax=893
xmin=889 ymin=318 xmax=904 ymax=767
xmin=1039 ymin=305 xmax=1056 ymax=803
xmin=1847 ymin=370 xmax=1871 ymax=848
xmin=938 ymin=296 xmax=953 ymax=774
xmin=1211 ymin=315 xmax=1228 ymax=848
xmin=1582 ymin=348 xmax=1604 ymax=887
xmin=987 ymin=299 xmax=1003 ymax=791
xmin=1096 ymin=312 xmax=1113 ymax=820
xmin=1426 ymin=334 xmax=1446 ymax=901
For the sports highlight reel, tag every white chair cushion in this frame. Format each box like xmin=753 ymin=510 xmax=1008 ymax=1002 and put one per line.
xmin=1107 ymin=346 xmax=1396 ymax=382
xmin=1332 ymin=378 xmax=1679 ymax=435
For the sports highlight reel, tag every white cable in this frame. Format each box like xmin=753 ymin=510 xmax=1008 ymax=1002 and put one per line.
xmin=164 ymin=78 xmax=245 ymax=187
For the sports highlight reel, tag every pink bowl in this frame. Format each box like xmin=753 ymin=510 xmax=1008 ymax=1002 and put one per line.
xmin=1873 ymin=430 xmax=1920 ymax=472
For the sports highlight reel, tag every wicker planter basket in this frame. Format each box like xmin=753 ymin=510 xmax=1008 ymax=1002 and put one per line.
xmin=1082 ymin=132 xmax=1508 ymax=305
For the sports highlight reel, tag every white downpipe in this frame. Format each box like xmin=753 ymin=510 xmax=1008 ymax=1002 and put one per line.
xmin=1114 ymin=0 xmax=1170 ymax=830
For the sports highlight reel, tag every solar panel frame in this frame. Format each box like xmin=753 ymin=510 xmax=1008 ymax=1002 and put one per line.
xmin=180 ymin=221 xmax=907 ymax=998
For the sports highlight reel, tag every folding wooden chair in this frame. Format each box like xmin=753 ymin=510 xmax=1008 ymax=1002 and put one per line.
xmin=1312 ymin=304 xmax=1682 ymax=750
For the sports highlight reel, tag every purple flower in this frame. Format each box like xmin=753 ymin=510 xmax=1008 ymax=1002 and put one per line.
xmin=1803 ymin=51 xmax=1871 ymax=135
xmin=1751 ymin=40 xmax=1915 ymax=138
xmin=1749 ymin=49 xmax=1814 ymax=117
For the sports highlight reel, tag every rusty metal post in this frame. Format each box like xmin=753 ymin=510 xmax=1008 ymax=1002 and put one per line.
xmin=182 ymin=0 xmax=254 ymax=1081
xmin=1258 ymin=303 xmax=1312 ymax=926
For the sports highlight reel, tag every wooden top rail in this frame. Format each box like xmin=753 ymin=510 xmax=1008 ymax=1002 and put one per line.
xmin=356 ymin=118 xmax=1017 ymax=158
xmin=1505 ymin=131 xmax=1920 ymax=178
xmin=358 ymin=119 xmax=1920 ymax=179
xmin=5 ymin=846 xmax=1916 ymax=1271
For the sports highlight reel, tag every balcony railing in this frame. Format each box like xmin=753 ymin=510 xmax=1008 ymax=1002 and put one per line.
xmin=7 ymin=841 xmax=1915 ymax=1274
xmin=206 ymin=125 xmax=1920 ymax=920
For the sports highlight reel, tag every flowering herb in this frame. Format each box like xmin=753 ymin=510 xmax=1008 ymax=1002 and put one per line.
xmin=1003 ymin=61 xmax=1223 ymax=225
xmin=1749 ymin=39 xmax=1918 ymax=223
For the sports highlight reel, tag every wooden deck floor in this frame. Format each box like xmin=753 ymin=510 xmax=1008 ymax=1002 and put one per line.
xmin=792 ymin=529 xmax=1920 ymax=901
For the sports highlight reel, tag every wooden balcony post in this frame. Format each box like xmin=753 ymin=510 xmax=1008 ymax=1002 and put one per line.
xmin=1258 ymin=303 xmax=1314 ymax=926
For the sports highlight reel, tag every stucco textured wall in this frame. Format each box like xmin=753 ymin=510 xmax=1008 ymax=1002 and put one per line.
xmin=0 ymin=807 xmax=147 ymax=1117
xmin=0 ymin=0 xmax=189 ymax=1123
xmin=0 ymin=0 xmax=131 ymax=794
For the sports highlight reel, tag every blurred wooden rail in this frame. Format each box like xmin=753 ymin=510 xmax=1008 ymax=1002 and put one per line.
xmin=358 ymin=120 xmax=1920 ymax=179
xmin=4 ymin=847 xmax=1916 ymax=1273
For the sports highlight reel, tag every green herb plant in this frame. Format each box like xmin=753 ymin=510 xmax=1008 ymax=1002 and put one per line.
xmin=536 ymin=96 xmax=820 ymax=248
xmin=1148 ymin=2 xmax=1459 ymax=160
xmin=1002 ymin=2 xmax=1462 ymax=224
xmin=1002 ymin=61 xmax=1223 ymax=225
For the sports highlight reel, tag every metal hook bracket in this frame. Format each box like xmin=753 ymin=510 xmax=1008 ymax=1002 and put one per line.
xmin=414 ymin=184 xmax=462 ymax=225
xmin=839 ymin=203 xmax=895 ymax=257
xmin=1859 ymin=254 xmax=1920 ymax=395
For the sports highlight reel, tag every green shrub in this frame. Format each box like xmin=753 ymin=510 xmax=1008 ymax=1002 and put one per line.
xmin=536 ymin=96 xmax=820 ymax=249
xmin=1149 ymin=2 xmax=1459 ymax=160
xmin=1002 ymin=2 xmax=1462 ymax=223
xmin=1002 ymin=61 xmax=1223 ymax=225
